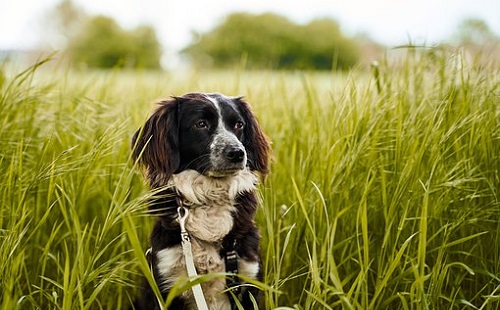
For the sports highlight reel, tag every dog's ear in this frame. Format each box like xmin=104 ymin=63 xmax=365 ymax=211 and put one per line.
xmin=132 ymin=98 xmax=180 ymax=185
xmin=235 ymin=98 xmax=271 ymax=177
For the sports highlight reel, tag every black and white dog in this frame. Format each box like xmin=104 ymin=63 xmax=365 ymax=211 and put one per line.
xmin=131 ymin=93 xmax=270 ymax=309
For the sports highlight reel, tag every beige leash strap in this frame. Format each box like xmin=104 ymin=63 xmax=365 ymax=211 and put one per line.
xmin=178 ymin=207 xmax=209 ymax=310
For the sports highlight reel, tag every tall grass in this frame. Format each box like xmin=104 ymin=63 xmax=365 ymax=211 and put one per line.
xmin=1 ymin=49 xmax=498 ymax=309
xmin=259 ymin=49 xmax=499 ymax=309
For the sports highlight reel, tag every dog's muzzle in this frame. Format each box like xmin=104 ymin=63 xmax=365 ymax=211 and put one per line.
xmin=209 ymin=132 xmax=247 ymax=177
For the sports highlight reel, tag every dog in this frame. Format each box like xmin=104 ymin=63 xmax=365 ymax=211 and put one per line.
xmin=131 ymin=93 xmax=270 ymax=309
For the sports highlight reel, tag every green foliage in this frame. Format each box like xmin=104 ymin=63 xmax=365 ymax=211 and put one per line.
xmin=1 ymin=50 xmax=499 ymax=309
xmin=183 ymin=13 xmax=360 ymax=70
xmin=68 ymin=15 xmax=162 ymax=69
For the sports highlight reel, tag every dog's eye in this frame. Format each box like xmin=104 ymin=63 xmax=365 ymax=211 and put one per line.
xmin=234 ymin=121 xmax=244 ymax=130
xmin=195 ymin=120 xmax=208 ymax=129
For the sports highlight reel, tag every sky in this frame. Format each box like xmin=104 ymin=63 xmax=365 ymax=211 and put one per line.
xmin=1 ymin=0 xmax=499 ymax=53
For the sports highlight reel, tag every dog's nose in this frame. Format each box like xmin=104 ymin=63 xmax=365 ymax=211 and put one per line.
xmin=225 ymin=147 xmax=245 ymax=163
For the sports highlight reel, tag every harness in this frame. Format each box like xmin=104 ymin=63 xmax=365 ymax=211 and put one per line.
xmin=222 ymin=235 xmax=242 ymax=310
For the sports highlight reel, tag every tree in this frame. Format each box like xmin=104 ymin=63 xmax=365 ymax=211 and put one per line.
xmin=183 ymin=13 xmax=360 ymax=70
xmin=67 ymin=15 xmax=162 ymax=69
xmin=129 ymin=25 xmax=162 ymax=69
xmin=184 ymin=13 xmax=297 ymax=68
xmin=298 ymin=19 xmax=360 ymax=70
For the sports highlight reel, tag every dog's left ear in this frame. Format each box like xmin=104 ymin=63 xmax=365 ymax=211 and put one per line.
xmin=235 ymin=98 xmax=271 ymax=178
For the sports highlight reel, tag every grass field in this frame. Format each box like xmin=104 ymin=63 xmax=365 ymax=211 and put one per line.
xmin=1 ymin=49 xmax=499 ymax=309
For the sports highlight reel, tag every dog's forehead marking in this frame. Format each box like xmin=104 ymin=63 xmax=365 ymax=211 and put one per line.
xmin=204 ymin=93 xmax=239 ymax=114
xmin=205 ymin=94 xmax=240 ymax=143
xmin=205 ymin=93 xmax=243 ymax=126
xmin=203 ymin=93 xmax=224 ymax=117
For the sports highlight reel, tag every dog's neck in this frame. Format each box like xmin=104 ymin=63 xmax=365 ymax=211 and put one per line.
xmin=170 ymin=169 xmax=258 ymax=206
xmin=167 ymin=169 xmax=258 ymax=243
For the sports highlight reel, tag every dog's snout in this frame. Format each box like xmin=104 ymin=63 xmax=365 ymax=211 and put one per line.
xmin=225 ymin=147 xmax=245 ymax=163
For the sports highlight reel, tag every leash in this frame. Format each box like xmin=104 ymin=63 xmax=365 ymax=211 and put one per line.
xmin=177 ymin=206 xmax=209 ymax=310
xmin=178 ymin=206 xmax=242 ymax=310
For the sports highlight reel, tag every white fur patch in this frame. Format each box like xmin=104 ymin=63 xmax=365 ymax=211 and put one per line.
xmin=171 ymin=169 xmax=257 ymax=243
xmin=156 ymin=246 xmax=185 ymax=289
xmin=169 ymin=168 xmax=258 ymax=247
xmin=172 ymin=168 xmax=257 ymax=205
xmin=239 ymin=259 xmax=260 ymax=279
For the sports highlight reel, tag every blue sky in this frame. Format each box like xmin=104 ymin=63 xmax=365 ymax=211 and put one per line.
xmin=1 ymin=0 xmax=499 ymax=51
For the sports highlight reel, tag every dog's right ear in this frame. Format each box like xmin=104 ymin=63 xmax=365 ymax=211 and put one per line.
xmin=132 ymin=98 xmax=180 ymax=184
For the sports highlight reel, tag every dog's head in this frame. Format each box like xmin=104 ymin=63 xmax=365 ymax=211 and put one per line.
xmin=132 ymin=93 xmax=270 ymax=186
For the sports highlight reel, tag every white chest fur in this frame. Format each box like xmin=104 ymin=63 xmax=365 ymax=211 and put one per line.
xmin=156 ymin=169 xmax=260 ymax=309
xmin=171 ymin=169 xmax=257 ymax=242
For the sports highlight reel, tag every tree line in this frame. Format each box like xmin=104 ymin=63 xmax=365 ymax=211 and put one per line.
xmin=57 ymin=2 xmax=498 ymax=70
xmin=60 ymin=4 xmax=361 ymax=70
xmin=182 ymin=13 xmax=360 ymax=70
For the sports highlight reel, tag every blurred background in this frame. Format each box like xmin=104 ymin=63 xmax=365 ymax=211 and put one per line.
xmin=1 ymin=0 xmax=499 ymax=70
